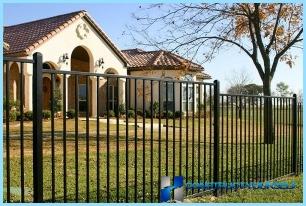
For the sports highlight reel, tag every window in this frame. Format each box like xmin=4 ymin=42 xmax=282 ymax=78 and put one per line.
xmin=162 ymin=77 xmax=174 ymax=111
xmin=107 ymin=85 xmax=118 ymax=111
xmin=79 ymin=84 xmax=87 ymax=112
xmin=182 ymin=75 xmax=194 ymax=112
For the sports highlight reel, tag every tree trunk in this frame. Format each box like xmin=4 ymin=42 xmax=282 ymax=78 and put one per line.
xmin=262 ymin=77 xmax=275 ymax=144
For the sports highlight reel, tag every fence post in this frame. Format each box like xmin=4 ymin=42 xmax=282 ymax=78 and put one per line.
xmin=32 ymin=52 xmax=43 ymax=202
xmin=213 ymin=80 xmax=220 ymax=196
xmin=292 ymin=94 xmax=298 ymax=175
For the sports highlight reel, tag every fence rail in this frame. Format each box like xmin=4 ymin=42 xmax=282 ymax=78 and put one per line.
xmin=3 ymin=53 xmax=303 ymax=203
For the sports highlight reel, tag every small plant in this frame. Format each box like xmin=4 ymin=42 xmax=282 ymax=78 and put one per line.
xmin=163 ymin=111 xmax=174 ymax=118
xmin=136 ymin=110 xmax=143 ymax=117
xmin=127 ymin=110 xmax=135 ymax=118
xmin=66 ymin=109 xmax=76 ymax=119
xmin=118 ymin=103 xmax=126 ymax=117
xmin=24 ymin=111 xmax=33 ymax=121
xmin=3 ymin=98 xmax=20 ymax=111
xmin=42 ymin=110 xmax=51 ymax=119
xmin=152 ymin=101 xmax=159 ymax=118
xmin=108 ymin=110 xmax=115 ymax=117
xmin=175 ymin=111 xmax=183 ymax=118
xmin=52 ymin=89 xmax=62 ymax=113
xmin=145 ymin=110 xmax=151 ymax=118
xmin=7 ymin=110 xmax=19 ymax=122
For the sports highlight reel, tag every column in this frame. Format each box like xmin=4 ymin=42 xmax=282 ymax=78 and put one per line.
xmin=91 ymin=76 xmax=97 ymax=117
xmin=27 ymin=74 xmax=33 ymax=111
xmin=65 ymin=75 xmax=69 ymax=112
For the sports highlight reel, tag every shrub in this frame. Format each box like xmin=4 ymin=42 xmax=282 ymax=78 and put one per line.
xmin=24 ymin=111 xmax=33 ymax=121
xmin=136 ymin=110 xmax=143 ymax=117
xmin=127 ymin=110 xmax=135 ymax=118
xmin=145 ymin=110 xmax=151 ymax=118
xmin=42 ymin=110 xmax=51 ymax=119
xmin=152 ymin=101 xmax=159 ymax=118
xmin=108 ymin=110 xmax=115 ymax=117
xmin=66 ymin=109 xmax=76 ymax=119
xmin=3 ymin=98 xmax=20 ymax=111
xmin=163 ymin=111 xmax=174 ymax=118
xmin=8 ymin=110 xmax=19 ymax=122
xmin=118 ymin=103 xmax=125 ymax=116
xmin=175 ymin=111 xmax=184 ymax=118
xmin=53 ymin=89 xmax=62 ymax=113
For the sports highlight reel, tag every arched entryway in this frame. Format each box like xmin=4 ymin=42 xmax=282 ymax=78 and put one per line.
xmin=9 ymin=63 xmax=20 ymax=101
xmin=42 ymin=62 xmax=61 ymax=110
xmin=98 ymin=68 xmax=126 ymax=116
xmin=68 ymin=46 xmax=92 ymax=115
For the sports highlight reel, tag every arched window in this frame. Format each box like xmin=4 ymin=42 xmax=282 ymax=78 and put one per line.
xmin=70 ymin=46 xmax=91 ymax=114
xmin=183 ymin=75 xmax=193 ymax=81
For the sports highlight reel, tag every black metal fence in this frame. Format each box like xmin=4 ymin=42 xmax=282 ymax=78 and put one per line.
xmin=3 ymin=53 xmax=303 ymax=203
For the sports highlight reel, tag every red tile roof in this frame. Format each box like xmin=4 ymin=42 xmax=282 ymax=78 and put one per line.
xmin=4 ymin=10 xmax=128 ymax=65
xmin=122 ymin=48 xmax=211 ymax=79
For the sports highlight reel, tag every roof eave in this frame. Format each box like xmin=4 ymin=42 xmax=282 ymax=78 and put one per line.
xmin=4 ymin=11 xmax=129 ymax=67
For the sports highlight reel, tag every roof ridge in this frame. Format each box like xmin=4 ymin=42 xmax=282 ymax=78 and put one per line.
xmin=163 ymin=50 xmax=186 ymax=64
xmin=4 ymin=10 xmax=85 ymax=28
xmin=122 ymin=48 xmax=145 ymax=52
xmin=4 ymin=10 xmax=128 ymax=65
xmin=169 ymin=51 xmax=203 ymax=68
xmin=151 ymin=50 xmax=165 ymax=65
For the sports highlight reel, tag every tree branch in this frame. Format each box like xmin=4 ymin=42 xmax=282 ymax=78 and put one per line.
xmin=266 ymin=3 xmax=283 ymax=53
xmin=271 ymin=28 xmax=303 ymax=77
xmin=253 ymin=3 xmax=271 ymax=72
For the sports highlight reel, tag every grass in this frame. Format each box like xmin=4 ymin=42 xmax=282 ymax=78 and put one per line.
xmin=189 ymin=175 xmax=303 ymax=203
xmin=3 ymin=114 xmax=303 ymax=203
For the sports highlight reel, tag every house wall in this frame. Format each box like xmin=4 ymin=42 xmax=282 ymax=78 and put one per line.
xmin=3 ymin=62 xmax=26 ymax=108
xmin=20 ymin=17 xmax=127 ymax=115
xmin=128 ymin=69 xmax=204 ymax=114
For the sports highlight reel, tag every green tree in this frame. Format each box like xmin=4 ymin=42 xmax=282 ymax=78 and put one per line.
xmin=276 ymin=82 xmax=292 ymax=97
xmin=244 ymin=84 xmax=263 ymax=95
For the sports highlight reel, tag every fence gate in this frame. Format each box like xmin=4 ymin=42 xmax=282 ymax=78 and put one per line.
xmin=3 ymin=53 xmax=303 ymax=203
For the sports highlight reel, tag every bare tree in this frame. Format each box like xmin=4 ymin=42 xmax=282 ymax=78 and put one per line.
xmin=129 ymin=3 xmax=303 ymax=144
xmin=297 ymin=90 xmax=303 ymax=103
xmin=226 ymin=69 xmax=251 ymax=94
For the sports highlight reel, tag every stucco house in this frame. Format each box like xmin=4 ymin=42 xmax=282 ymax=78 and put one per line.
xmin=122 ymin=49 xmax=211 ymax=113
xmin=4 ymin=10 xmax=128 ymax=116
xmin=3 ymin=10 xmax=211 ymax=116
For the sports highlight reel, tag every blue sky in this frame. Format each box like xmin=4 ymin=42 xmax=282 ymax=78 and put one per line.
xmin=3 ymin=3 xmax=303 ymax=93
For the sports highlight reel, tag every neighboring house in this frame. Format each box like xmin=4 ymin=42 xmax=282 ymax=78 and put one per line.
xmin=4 ymin=10 xmax=128 ymax=116
xmin=3 ymin=10 xmax=211 ymax=116
xmin=122 ymin=49 xmax=211 ymax=113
